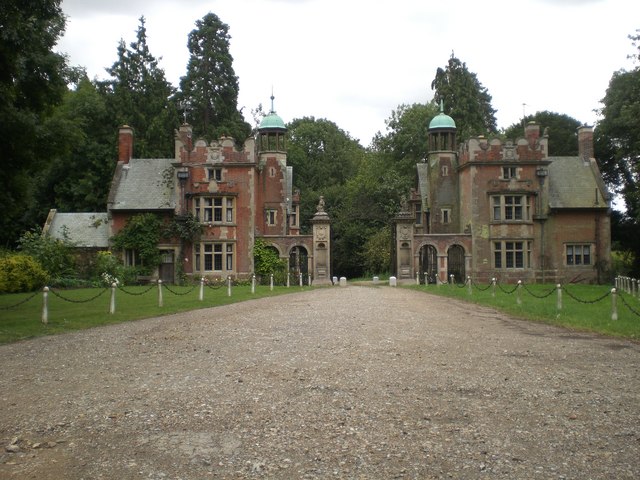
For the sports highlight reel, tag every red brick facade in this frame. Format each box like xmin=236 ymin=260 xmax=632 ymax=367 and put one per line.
xmin=395 ymin=117 xmax=611 ymax=285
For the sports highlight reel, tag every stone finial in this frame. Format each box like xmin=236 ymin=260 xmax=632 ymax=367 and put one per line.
xmin=317 ymin=195 xmax=325 ymax=213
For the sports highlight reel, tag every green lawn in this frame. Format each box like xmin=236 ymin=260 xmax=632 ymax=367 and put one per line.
xmin=406 ymin=282 xmax=640 ymax=340
xmin=0 ymin=283 xmax=312 ymax=344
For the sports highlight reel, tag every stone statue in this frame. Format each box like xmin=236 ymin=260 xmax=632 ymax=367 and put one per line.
xmin=317 ymin=195 xmax=325 ymax=213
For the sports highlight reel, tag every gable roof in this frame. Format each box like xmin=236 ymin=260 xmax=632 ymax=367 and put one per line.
xmin=109 ymin=158 xmax=176 ymax=211
xmin=548 ymin=156 xmax=610 ymax=209
xmin=45 ymin=211 xmax=109 ymax=248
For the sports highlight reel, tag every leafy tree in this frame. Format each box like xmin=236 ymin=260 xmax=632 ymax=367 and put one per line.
xmin=431 ymin=53 xmax=497 ymax=140
xmin=34 ymin=76 xmax=115 ymax=214
xmin=287 ymin=117 xmax=365 ymax=233
xmin=101 ymin=16 xmax=178 ymax=158
xmin=0 ymin=0 xmax=69 ymax=246
xmin=372 ymin=102 xmax=439 ymax=179
xmin=594 ymin=30 xmax=640 ymax=275
xmin=178 ymin=12 xmax=250 ymax=143
xmin=503 ymin=111 xmax=581 ymax=156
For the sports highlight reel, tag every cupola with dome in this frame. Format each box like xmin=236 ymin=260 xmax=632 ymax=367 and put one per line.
xmin=258 ymin=94 xmax=287 ymax=152
xmin=428 ymin=100 xmax=457 ymax=152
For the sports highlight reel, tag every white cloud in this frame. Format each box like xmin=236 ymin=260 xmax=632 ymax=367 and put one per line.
xmin=58 ymin=0 xmax=639 ymax=144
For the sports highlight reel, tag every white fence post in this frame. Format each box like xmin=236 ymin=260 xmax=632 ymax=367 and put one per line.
xmin=556 ymin=284 xmax=562 ymax=311
xmin=516 ymin=280 xmax=522 ymax=305
xmin=467 ymin=276 xmax=472 ymax=295
xmin=158 ymin=280 xmax=163 ymax=307
xmin=110 ymin=282 xmax=116 ymax=314
xmin=199 ymin=277 xmax=204 ymax=301
xmin=491 ymin=278 xmax=496 ymax=297
xmin=227 ymin=276 xmax=232 ymax=297
xmin=611 ymin=288 xmax=618 ymax=321
xmin=251 ymin=275 xmax=256 ymax=294
xmin=270 ymin=274 xmax=274 ymax=291
xmin=41 ymin=286 xmax=49 ymax=325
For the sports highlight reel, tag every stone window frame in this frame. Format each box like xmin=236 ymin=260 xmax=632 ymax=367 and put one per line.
xmin=565 ymin=244 xmax=592 ymax=266
xmin=491 ymin=194 xmax=531 ymax=222
xmin=493 ymin=240 xmax=532 ymax=269
xmin=194 ymin=195 xmax=235 ymax=224
xmin=194 ymin=241 xmax=235 ymax=273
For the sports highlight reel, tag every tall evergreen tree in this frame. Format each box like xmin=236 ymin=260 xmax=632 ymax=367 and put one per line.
xmin=101 ymin=16 xmax=178 ymax=158
xmin=431 ymin=53 xmax=497 ymax=140
xmin=178 ymin=12 xmax=250 ymax=143
xmin=0 ymin=0 xmax=69 ymax=246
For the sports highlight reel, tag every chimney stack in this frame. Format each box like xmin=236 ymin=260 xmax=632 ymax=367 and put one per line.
xmin=577 ymin=125 xmax=594 ymax=162
xmin=118 ymin=125 xmax=133 ymax=164
xmin=525 ymin=121 xmax=540 ymax=143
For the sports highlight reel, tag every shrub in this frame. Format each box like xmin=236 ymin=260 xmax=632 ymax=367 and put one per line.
xmin=18 ymin=228 xmax=77 ymax=280
xmin=0 ymin=254 xmax=49 ymax=293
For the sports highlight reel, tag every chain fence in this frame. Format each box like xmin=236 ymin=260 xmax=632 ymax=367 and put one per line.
xmin=440 ymin=275 xmax=639 ymax=321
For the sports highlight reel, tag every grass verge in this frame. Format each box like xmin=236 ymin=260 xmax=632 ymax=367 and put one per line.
xmin=0 ymin=284 xmax=312 ymax=345
xmin=406 ymin=282 xmax=640 ymax=340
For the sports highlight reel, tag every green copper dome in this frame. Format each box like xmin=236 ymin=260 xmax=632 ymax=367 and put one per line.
xmin=258 ymin=94 xmax=286 ymax=130
xmin=429 ymin=100 xmax=456 ymax=130
xmin=259 ymin=111 xmax=286 ymax=130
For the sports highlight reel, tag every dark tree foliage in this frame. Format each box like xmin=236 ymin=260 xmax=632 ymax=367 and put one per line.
xmin=372 ymin=102 xmax=439 ymax=179
xmin=286 ymin=117 xmax=364 ymax=234
xmin=33 ymin=77 xmax=115 ymax=214
xmin=100 ymin=16 xmax=178 ymax=158
xmin=0 ymin=0 xmax=69 ymax=246
xmin=503 ymin=111 xmax=582 ymax=156
xmin=431 ymin=53 xmax=497 ymax=140
xmin=178 ymin=13 xmax=250 ymax=143
xmin=594 ymin=30 xmax=640 ymax=276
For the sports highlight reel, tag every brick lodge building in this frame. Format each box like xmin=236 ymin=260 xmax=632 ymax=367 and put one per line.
xmin=43 ymin=102 xmax=332 ymax=285
xmin=393 ymin=105 xmax=611 ymax=284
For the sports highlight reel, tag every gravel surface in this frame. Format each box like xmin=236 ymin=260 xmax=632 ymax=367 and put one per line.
xmin=1 ymin=285 xmax=639 ymax=479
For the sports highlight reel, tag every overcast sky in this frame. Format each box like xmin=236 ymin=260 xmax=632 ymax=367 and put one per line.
xmin=57 ymin=0 xmax=638 ymax=146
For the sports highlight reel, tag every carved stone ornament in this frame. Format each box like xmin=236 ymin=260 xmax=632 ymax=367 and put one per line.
xmin=399 ymin=225 xmax=411 ymax=240
xmin=316 ymin=225 xmax=327 ymax=241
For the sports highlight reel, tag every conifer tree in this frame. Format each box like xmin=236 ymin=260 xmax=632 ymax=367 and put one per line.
xmin=431 ymin=53 xmax=497 ymax=140
xmin=101 ymin=16 xmax=178 ymax=158
xmin=178 ymin=12 xmax=250 ymax=143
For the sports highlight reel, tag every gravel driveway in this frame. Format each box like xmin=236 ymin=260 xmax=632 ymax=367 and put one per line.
xmin=1 ymin=286 xmax=639 ymax=479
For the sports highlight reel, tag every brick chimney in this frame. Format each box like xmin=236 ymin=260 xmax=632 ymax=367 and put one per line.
xmin=525 ymin=121 xmax=540 ymax=143
xmin=577 ymin=125 xmax=594 ymax=162
xmin=118 ymin=125 xmax=133 ymax=164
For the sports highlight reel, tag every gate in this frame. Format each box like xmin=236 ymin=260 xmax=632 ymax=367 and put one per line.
xmin=447 ymin=244 xmax=465 ymax=283
xmin=419 ymin=245 xmax=438 ymax=284
xmin=289 ymin=246 xmax=309 ymax=285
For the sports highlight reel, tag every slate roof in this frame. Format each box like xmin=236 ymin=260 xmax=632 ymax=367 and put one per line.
xmin=548 ymin=157 xmax=610 ymax=209
xmin=109 ymin=158 xmax=176 ymax=211
xmin=47 ymin=212 xmax=109 ymax=248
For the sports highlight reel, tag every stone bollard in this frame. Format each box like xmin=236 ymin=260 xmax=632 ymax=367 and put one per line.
xmin=491 ymin=278 xmax=496 ymax=297
xmin=252 ymin=275 xmax=256 ymax=294
xmin=339 ymin=276 xmax=347 ymax=287
xmin=516 ymin=280 xmax=522 ymax=305
xmin=389 ymin=276 xmax=397 ymax=287
xmin=449 ymin=274 xmax=454 ymax=285
xmin=158 ymin=280 xmax=163 ymax=307
xmin=332 ymin=276 xmax=338 ymax=285
xmin=611 ymin=288 xmax=618 ymax=321
xmin=416 ymin=272 xmax=420 ymax=285
xmin=467 ymin=276 xmax=472 ymax=295
xmin=373 ymin=276 xmax=379 ymax=285
xmin=227 ymin=276 xmax=232 ymax=297
xmin=270 ymin=274 xmax=274 ymax=291
xmin=199 ymin=277 xmax=205 ymax=301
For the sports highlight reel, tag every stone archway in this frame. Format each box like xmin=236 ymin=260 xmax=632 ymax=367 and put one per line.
xmin=447 ymin=244 xmax=465 ymax=283
xmin=418 ymin=244 xmax=438 ymax=284
xmin=289 ymin=246 xmax=309 ymax=284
